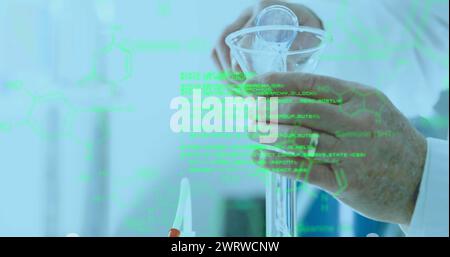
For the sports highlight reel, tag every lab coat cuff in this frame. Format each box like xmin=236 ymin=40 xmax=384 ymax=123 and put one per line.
xmin=402 ymin=138 xmax=449 ymax=237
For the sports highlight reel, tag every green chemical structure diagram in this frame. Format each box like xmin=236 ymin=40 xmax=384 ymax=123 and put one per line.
xmin=0 ymin=24 xmax=150 ymax=146
xmin=77 ymin=25 xmax=133 ymax=94
xmin=332 ymin=168 xmax=348 ymax=197
xmin=315 ymin=84 xmax=389 ymax=125
xmin=295 ymin=160 xmax=348 ymax=198
xmin=0 ymin=80 xmax=35 ymax=132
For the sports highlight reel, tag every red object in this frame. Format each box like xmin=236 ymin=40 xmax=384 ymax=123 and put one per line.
xmin=168 ymin=228 xmax=181 ymax=237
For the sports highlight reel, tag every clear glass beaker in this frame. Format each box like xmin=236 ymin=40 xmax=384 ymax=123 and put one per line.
xmin=226 ymin=25 xmax=329 ymax=237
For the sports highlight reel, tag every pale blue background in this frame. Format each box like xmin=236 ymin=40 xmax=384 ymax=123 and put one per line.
xmin=0 ymin=0 xmax=447 ymax=236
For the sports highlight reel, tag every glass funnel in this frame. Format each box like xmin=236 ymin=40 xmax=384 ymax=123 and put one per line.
xmin=226 ymin=25 xmax=329 ymax=75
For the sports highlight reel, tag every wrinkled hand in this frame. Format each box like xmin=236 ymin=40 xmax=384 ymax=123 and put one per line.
xmin=247 ymin=72 xmax=427 ymax=226
xmin=211 ymin=0 xmax=323 ymax=75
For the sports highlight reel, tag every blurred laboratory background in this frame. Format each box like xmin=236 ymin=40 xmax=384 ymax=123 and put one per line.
xmin=0 ymin=0 xmax=448 ymax=237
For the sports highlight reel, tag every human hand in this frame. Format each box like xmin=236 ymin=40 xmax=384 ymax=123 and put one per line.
xmin=247 ymin=72 xmax=427 ymax=226
xmin=211 ymin=0 xmax=323 ymax=87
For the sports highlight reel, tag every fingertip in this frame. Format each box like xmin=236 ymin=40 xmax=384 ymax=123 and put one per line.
xmin=261 ymin=72 xmax=281 ymax=84
xmin=247 ymin=130 xmax=259 ymax=142
xmin=244 ymin=75 xmax=259 ymax=85
xmin=252 ymin=149 xmax=261 ymax=163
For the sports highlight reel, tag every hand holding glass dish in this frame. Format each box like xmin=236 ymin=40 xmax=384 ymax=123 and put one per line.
xmin=224 ymin=5 xmax=330 ymax=237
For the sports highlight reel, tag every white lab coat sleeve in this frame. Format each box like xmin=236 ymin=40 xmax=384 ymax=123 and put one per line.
xmin=402 ymin=138 xmax=449 ymax=237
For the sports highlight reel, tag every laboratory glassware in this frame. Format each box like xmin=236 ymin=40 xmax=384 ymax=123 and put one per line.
xmin=169 ymin=177 xmax=195 ymax=237
xmin=225 ymin=5 xmax=329 ymax=237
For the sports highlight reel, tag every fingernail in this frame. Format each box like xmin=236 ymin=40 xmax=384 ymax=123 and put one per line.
xmin=252 ymin=149 xmax=261 ymax=163
xmin=248 ymin=131 xmax=259 ymax=142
